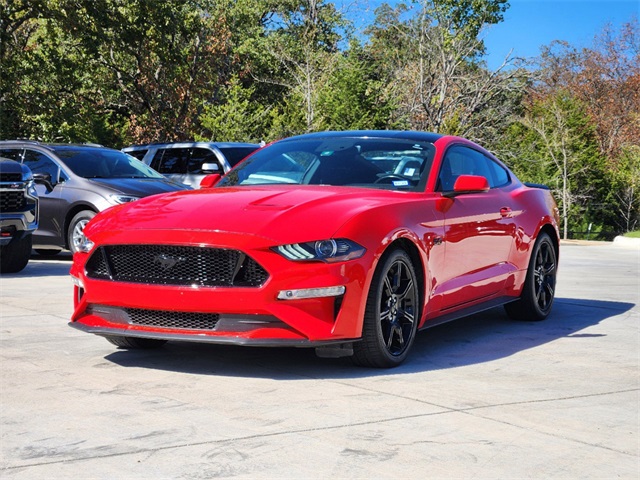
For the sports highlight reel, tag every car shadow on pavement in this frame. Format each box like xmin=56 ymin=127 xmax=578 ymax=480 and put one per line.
xmin=103 ymin=297 xmax=635 ymax=379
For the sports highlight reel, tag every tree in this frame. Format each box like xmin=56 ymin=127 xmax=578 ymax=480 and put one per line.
xmin=364 ymin=0 xmax=525 ymax=145
xmin=316 ymin=40 xmax=399 ymax=130
xmin=611 ymin=146 xmax=640 ymax=232
xmin=197 ymin=76 xmax=270 ymax=143
xmin=255 ymin=0 xmax=348 ymax=132
xmin=517 ymin=92 xmax=604 ymax=239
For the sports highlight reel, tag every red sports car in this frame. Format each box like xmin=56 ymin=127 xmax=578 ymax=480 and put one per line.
xmin=69 ymin=131 xmax=559 ymax=367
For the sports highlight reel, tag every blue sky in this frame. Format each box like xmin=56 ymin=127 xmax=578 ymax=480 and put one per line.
xmin=339 ymin=0 xmax=639 ymax=69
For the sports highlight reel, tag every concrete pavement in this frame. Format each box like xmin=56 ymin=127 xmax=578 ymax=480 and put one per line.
xmin=1 ymin=241 xmax=638 ymax=479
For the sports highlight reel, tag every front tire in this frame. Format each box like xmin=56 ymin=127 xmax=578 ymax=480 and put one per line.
xmin=0 ymin=234 xmax=32 ymax=273
xmin=352 ymin=249 xmax=420 ymax=368
xmin=505 ymin=232 xmax=557 ymax=321
xmin=105 ymin=336 xmax=168 ymax=349
xmin=67 ymin=210 xmax=96 ymax=254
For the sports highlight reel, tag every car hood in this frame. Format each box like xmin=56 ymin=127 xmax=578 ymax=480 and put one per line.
xmin=88 ymin=185 xmax=417 ymax=243
xmin=87 ymin=177 xmax=186 ymax=197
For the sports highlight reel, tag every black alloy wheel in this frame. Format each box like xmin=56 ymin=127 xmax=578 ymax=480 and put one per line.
xmin=505 ymin=232 xmax=557 ymax=321
xmin=353 ymin=249 xmax=419 ymax=368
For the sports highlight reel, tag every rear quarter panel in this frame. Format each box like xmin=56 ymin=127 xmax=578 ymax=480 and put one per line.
xmin=506 ymin=185 xmax=560 ymax=295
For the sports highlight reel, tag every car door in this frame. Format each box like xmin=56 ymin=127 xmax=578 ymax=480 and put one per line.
xmin=22 ymin=149 xmax=68 ymax=247
xmin=435 ymin=145 xmax=517 ymax=310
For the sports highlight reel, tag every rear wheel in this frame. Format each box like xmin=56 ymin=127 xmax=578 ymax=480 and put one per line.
xmin=67 ymin=210 xmax=96 ymax=254
xmin=505 ymin=232 xmax=557 ymax=321
xmin=0 ymin=234 xmax=32 ymax=273
xmin=352 ymin=249 xmax=419 ymax=368
xmin=105 ymin=336 xmax=168 ymax=349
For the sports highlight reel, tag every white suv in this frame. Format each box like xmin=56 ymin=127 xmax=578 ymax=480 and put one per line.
xmin=123 ymin=142 xmax=261 ymax=188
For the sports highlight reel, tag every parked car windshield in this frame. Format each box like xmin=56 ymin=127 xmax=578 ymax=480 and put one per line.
xmin=217 ymin=138 xmax=436 ymax=191
xmin=53 ymin=147 xmax=164 ymax=179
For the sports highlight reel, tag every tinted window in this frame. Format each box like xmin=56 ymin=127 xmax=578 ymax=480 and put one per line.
xmin=0 ymin=148 xmax=23 ymax=161
xmin=155 ymin=148 xmax=189 ymax=174
xmin=488 ymin=159 xmax=510 ymax=187
xmin=127 ymin=149 xmax=147 ymax=161
xmin=52 ymin=148 xmax=164 ymax=179
xmin=23 ymin=150 xmax=60 ymax=180
xmin=438 ymin=146 xmax=504 ymax=190
xmin=218 ymin=146 xmax=260 ymax=167
xmin=189 ymin=148 xmax=221 ymax=173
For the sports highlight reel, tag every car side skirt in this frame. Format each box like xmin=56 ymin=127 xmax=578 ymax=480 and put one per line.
xmin=420 ymin=295 xmax=517 ymax=330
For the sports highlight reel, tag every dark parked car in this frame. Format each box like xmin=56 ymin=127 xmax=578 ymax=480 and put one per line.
xmin=0 ymin=157 xmax=39 ymax=272
xmin=123 ymin=142 xmax=261 ymax=188
xmin=0 ymin=141 xmax=188 ymax=254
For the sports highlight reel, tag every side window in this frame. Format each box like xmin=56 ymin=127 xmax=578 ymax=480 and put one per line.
xmin=219 ymin=147 xmax=259 ymax=167
xmin=150 ymin=150 xmax=163 ymax=171
xmin=23 ymin=150 xmax=60 ymax=181
xmin=188 ymin=148 xmax=221 ymax=174
xmin=437 ymin=146 xmax=494 ymax=190
xmin=155 ymin=148 xmax=190 ymax=174
xmin=487 ymin=159 xmax=510 ymax=188
xmin=127 ymin=150 xmax=147 ymax=161
xmin=0 ymin=148 xmax=23 ymax=161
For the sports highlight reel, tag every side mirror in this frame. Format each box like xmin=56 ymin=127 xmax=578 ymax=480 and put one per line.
xmin=201 ymin=163 xmax=220 ymax=174
xmin=443 ymin=175 xmax=490 ymax=197
xmin=33 ymin=172 xmax=55 ymax=192
xmin=199 ymin=173 xmax=221 ymax=189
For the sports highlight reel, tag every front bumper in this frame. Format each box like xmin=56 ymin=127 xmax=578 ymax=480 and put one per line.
xmin=69 ymin=229 xmax=373 ymax=345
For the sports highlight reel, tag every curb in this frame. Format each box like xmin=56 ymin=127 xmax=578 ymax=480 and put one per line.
xmin=613 ymin=236 xmax=640 ymax=248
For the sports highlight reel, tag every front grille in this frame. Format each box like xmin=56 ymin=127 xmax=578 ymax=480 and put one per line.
xmin=85 ymin=245 xmax=268 ymax=287
xmin=127 ymin=308 xmax=220 ymax=330
xmin=0 ymin=190 xmax=26 ymax=211
xmin=0 ymin=173 xmax=22 ymax=182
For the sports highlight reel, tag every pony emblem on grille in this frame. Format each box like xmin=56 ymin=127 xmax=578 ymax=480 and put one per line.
xmin=154 ymin=253 xmax=186 ymax=271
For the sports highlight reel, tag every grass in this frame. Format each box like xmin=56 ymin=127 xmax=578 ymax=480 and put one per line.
xmin=624 ymin=231 xmax=640 ymax=238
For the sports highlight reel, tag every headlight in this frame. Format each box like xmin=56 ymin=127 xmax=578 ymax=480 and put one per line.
xmin=274 ymin=239 xmax=365 ymax=263
xmin=26 ymin=180 xmax=37 ymax=196
xmin=109 ymin=194 xmax=140 ymax=205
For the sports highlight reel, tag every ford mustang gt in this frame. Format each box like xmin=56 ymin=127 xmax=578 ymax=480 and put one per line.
xmin=69 ymin=131 xmax=559 ymax=367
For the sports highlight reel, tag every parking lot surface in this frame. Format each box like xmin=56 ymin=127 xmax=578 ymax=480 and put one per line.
xmin=1 ymin=242 xmax=638 ymax=479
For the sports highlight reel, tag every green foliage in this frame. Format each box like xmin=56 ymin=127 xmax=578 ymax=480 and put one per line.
xmin=502 ymin=91 xmax=608 ymax=238
xmin=609 ymin=145 xmax=640 ymax=232
xmin=197 ymin=76 xmax=270 ymax=143
xmin=316 ymin=41 xmax=400 ymax=131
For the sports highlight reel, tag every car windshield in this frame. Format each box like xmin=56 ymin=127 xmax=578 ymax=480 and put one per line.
xmin=217 ymin=138 xmax=436 ymax=191
xmin=53 ymin=148 xmax=164 ymax=179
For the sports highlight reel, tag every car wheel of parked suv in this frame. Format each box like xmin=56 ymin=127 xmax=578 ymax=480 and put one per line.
xmin=68 ymin=210 xmax=96 ymax=254
xmin=0 ymin=234 xmax=32 ymax=273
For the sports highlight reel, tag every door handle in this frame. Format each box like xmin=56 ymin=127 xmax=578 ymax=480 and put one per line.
xmin=500 ymin=207 xmax=512 ymax=217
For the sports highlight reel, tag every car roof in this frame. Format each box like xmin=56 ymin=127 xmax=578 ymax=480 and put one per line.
xmin=123 ymin=141 xmax=260 ymax=150
xmin=279 ymin=130 xmax=444 ymax=143
xmin=0 ymin=140 xmax=115 ymax=153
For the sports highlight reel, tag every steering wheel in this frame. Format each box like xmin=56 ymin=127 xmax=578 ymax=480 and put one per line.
xmin=374 ymin=174 xmax=409 ymax=184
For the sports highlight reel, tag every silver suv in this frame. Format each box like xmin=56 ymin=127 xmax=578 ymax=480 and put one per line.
xmin=123 ymin=142 xmax=261 ymax=188
xmin=0 ymin=141 xmax=187 ymax=255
